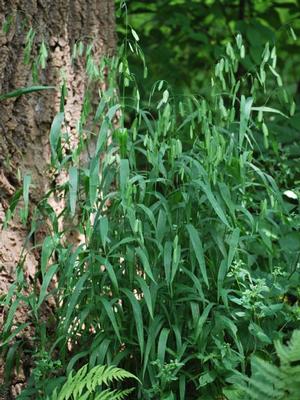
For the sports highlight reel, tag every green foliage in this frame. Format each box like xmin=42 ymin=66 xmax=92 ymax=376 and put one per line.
xmin=225 ymin=330 xmax=300 ymax=400
xmin=0 ymin=85 xmax=55 ymax=101
xmin=116 ymin=0 xmax=300 ymax=96
xmin=50 ymin=364 xmax=136 ymax=400
xmin=145 ymin=359 xmax=184 ymax=399
xmin=116 ymin=1 xmax=300 ymax=196
xmin=1 ymin=8 xmax=300 ymax=400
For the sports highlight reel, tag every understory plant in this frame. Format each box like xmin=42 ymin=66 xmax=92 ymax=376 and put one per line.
xmin=49 ymin=364 xmax=137 ymax=400
xmin=1 ymin=22 xmax=300 ymax=400
xmin=225 ymin=330 xmax=300 ymax=400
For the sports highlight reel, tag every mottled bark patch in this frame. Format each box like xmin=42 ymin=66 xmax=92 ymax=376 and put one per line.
xmin=0 ymin=0 xmax=116 ymax=395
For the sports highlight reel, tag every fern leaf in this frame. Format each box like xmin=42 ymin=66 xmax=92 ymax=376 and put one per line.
xmin=236 ymin=330 xmax=300 ymax=400
xmin=251 ymin=356 xmax=283 ymax=382
xmin=94 ymin=388 xmax=133 ymax=400
xmin=249 ymin=378 xmax=284 ymax=398
xmin=54 ymin=364 xmax=136 ymax=400
xmin=276 ymin=331 xmax=300 ymax=364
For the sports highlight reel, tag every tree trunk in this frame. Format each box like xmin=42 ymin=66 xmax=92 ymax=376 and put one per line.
xmin=0 ymin=0 xmax=116 ymax=395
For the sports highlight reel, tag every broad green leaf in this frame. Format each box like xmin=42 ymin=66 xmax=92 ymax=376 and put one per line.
xmin=164 ymin=241 xmax=173 ymax=284
xmin=136 ymin=247 xmax=156 ymax=283
xmin=60 ymin=80 xmax=67 ymax=112
xmin=50 ymin=112 xmax=64 ymax=161
xmin=217 ymin=259 xmax=227 ymax=301
xmin=0 ymin=323 xmax=30 ymax=348
xmin=95 ymin=256 xmax=118 ymax=293
xmin=3 ymin=342 xmax=19 ymax=384
xmin=66 ymin=350 xmax=89 ymax=376
xmin=186 ymin=224 xmax=208 ymax=287
xmin=199 ymin=371 xmax=216 ymax=387
xmin=89 ymin=157 xmax=99 ymax=206
xmin=171 ymin=235 xmax=181 ymax=284
xmin=156 ymin=209 xmax=167 ymax=243
xmin=22 ymin=173 xmax=31 ymax=222
xmin=143 ymin=317 xmax=164 ymax=377
xmin=218 ymin=182 xmax=235 ymax=217
xmin=107 ymin=104 xmax=120 ymax=121
xmin=249 ymin=322 xmax=272 ymax=344
xmin=251 ymin=105 xmax=288 ymax=118
xmin=279 ymin=232 xmax=300 ymax=252
xmin=198 ymin=181 xmax=230 ymax=227
xmin=120 ymin=159 xmax=129 ymax=196
xmin=194 ymin=303 xmax=214 ymax=341
xmin=94 ymin=87 xmax=114 ymax=121
xmin=63 ymin=273 xmax=88 ymax=331
xmin=121 ymin=288 xmax=144 ymax=355
xmin=182 ymin=267 xmax=204 ymax=302
xmin=94 ymin=96 xmax=108 ymax=122
xmin=179 ymin=375 xmax=186 ymax=400
xmin=96 ymin=118 xmax=109 ymax=154
xmin=41 ymin=235 xmax=56 ymax=276
xmin=91 ymin=338 xmax=111 ymax=366
xmin=227 ymin=228 xmax=240 ymax=269
xmin=37 ymin=264 xmax=58 ymax=308
xmin=140 ymin=110 xmax=155 ymax=135
xmin=135 ymin=276 xmax=154 ymax=319
xmin=3 ymin=299 xmax=21 ymax=333
xmin=99 ymin=297 xmax=121 ymax=343
xmin=108 ymin=237 xmax=136 ymax=255
xmin=137 ymin=204 xmax=156 ymax=230
xmin=4 ymin=188 xmax=22 ymax=227
xmin=99 ymin=217 xmax=109 ymax=248
xmin=157 ymin=328 xmax=170 ymax=363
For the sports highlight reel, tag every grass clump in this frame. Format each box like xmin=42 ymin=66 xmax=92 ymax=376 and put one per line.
xmin=1 ymin=26 xmax=299 ymax=400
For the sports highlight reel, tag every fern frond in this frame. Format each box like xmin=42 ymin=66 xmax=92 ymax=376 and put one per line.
xmin=275 ymin=330 xmax=300 ymax=365
xmin=85 ymin=365 xmax=137 ymax=391
xmin=243 ymin=376 xmax=284 ymax=398
xmin=53 ymin=364 xmax=137 ymax=400
xmin=95 ymin=388 xmax=134 ymax=400
xmin=251 ymin=357 xmax=283 ymax=383
xmin=236 ymin=384 xmax=274 ymax=400
xmin=234 ymin=329 xmax=300 ymax=400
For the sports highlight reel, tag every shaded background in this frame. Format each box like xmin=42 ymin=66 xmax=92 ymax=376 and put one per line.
xmin=116 ymin=0 xmax=300 ymax=194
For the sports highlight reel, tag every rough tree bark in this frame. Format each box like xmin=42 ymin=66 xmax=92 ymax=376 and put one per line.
xmin=0 ymin=0 xmax=116 ymax=396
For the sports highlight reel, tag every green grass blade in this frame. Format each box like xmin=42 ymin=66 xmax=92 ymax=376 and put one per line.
xmin=95 ymin=256 xmax=118 ymax=293
xmin=89 ymin=157 xmax=99 ymax=207
xmin=157 ymin=327 xmax=170 ymax=363
xmin=186 ymin=224 xmax=209 ymax=287
xmin=50 ymin=112 xmax=64 ymax=162
xmin=0 ymin=85 xmax=55 ymax=101
xmin=136 ymin=247 xmax=156 ymax=283
xmin=198 ymin=181 xmax=230 ymax=227
xmin=41 ymin=235 xmax=56 ymax=276
xmin=227 ymin=228 xmax=240 ymax=269
xmin=22 ymin=173 xmax=31 ymax=223
xmin=120 ymin=159 xmax=129 ymax=198
xmin=99 ymin=297 xmax=122 ymax=343
xmin=135 ymin=276 xmax=154 ymax=319
xmin=63 ymin=272 xmax=88 ymax=331
xmin=121 ymin=288 xmax=144 ymax=355
xmin=37 ymin=264 xmax=58 ymax=308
